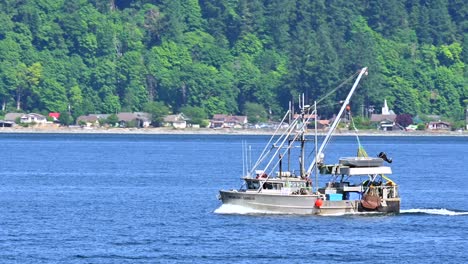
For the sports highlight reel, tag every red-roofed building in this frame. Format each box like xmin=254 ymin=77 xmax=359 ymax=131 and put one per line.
xmin=49 ymin=112 xmax=60 ymax=121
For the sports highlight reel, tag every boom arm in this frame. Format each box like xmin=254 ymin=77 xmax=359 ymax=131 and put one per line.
xmin=306 ymin=67 xmax=368 ymax=175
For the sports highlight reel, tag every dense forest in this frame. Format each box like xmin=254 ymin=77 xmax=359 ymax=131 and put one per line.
xmin=0 ymin=0 xmax=466 ymax=125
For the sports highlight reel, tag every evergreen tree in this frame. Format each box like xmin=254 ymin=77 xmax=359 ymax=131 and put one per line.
xmin=0 ymin=0 xmax=464 ymax=124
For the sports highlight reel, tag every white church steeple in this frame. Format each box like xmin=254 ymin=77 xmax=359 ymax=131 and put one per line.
xmin=382 ymin=99 xmax=389 ymax=115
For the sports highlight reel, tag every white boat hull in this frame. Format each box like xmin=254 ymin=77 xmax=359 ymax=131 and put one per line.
xmin=219 ymin=190 xmax=400 ymax=215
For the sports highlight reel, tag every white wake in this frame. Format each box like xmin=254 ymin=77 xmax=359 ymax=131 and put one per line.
xmin=401 ymin=208 xmax=468 ymax=216
xmin=214 ymin=204 xmax=279 ymax=215
xmin=215 ymin=205 xmax=468 ymax=216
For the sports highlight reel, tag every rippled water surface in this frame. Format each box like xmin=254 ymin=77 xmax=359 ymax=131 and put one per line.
xmin=0 ymin=134 xmax=467 ymax=263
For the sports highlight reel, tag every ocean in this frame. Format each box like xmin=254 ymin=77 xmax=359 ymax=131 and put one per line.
xmin=0 ymin=133 xmax=466 ymax=263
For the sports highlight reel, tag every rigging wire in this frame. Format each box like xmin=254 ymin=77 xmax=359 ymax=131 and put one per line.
xmin=303 ymin=70 xmax=362 ymax=164
xmin=349 ymin=111 xmax=366 ymax=157
xmin=306 ymin=67 xmax=368 ymax=175
xmin=248 ymin=109 xmax=291 ymax=174
xmin=316 ymin=71 xmax=359 ymax=105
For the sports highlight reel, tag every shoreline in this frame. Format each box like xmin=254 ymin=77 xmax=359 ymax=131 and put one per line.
xmin=0 ymin=126 xmax=466 ymax=137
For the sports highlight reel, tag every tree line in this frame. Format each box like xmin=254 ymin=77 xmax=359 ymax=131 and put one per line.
xmin=0 ymin=0 xmax=466 ymax=126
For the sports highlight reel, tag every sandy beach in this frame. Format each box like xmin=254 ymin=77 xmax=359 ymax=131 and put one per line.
xmin=0 ymin=125 xmax=466 ymax=136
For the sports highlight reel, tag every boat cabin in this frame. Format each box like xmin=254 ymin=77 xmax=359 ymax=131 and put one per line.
xmin=243 ymin=176 xmax=309 ymax=194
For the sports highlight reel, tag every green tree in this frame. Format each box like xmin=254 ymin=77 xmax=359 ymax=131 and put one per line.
xmin=102 ymin=92 xmax=121 ymax=114
xmin=37 ymin=78 xmax=68 ymax=112
xmin=15 ymin=62 xmax=43 ymax=110
xmin=58 ymin=111 xmax=73 ymax=126
xmin=69 ymin=85 xmax=84 ymax=117
xmin=180 ymin=105 xmax=207 ymax=126
xmin=244 ymin=102 xmax=267 ymax=124
xmin=143 ymin=101 xmax=170 ymax=127
xmin=106 ymin=113 xmax=118 ymax=126
xmin=117 ymin=51 xmax=148 ymax=111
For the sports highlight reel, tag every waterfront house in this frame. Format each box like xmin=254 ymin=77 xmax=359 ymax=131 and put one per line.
xmin=76 ymin=113 xmax=150 ymax=128
xmin=163 ymin=113 xmax=189 ymax=129
xmin=76 ymin=114 xmax=108 ymax=127
xmin=427 ymin=121 xmax=451 ymax=130
xmin=210 ymin=114 xmax=248 ymax=129
xmin=134 ymin=112 xmax=151 ymax=128
xmin=48 ymin=112 xmax=60 ymax=122
xmin=20 ymin=113 xmax=47 ymax=124
xmin=117 ymin=112 xmax=151 ymax=128
xmin=370 ymin=114 xmax=397 ymax=131
xmin=369 ymin=99 xmax=397 ymax=131
xmin=0 ymin=120 xmax=14 ymax=127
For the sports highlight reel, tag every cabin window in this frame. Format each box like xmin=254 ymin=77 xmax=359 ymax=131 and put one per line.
xmin=289 ymin=182 xmax=306 ymax=188
xmin=246 ymin=181 xmax=260 ymax=190
xmin=263 ymin=182 xmax=282 ymax=190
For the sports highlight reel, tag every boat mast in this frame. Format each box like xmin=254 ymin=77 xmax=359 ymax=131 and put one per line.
xmin=306 ymin=67 xmax=368 ymax=175
xmin=242 ymin=140 xmax=245 ymax=176
xmin=314 ymin=100 xmax=319 ymax=192
xmin=288 ymin=100 xmax=292 ymax=172
xmin=300 ymin=94 xmax=306 ymax=178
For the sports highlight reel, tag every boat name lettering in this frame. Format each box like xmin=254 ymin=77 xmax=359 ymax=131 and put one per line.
xmin=227 ymin=195 xmax=255 ymax=200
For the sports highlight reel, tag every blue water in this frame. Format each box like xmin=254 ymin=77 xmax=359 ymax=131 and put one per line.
xmin=0 ymin=134 xmax=467 ymax=263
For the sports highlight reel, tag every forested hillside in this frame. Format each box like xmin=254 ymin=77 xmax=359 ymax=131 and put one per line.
xmin=0 ymin=0 xmax=466 ymax=123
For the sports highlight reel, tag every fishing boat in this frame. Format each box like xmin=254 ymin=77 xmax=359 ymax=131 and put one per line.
xmin=218 ymin=67 xmax=400 ymax=215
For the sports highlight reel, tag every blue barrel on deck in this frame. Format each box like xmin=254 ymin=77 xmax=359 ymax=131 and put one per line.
xmin=326 ymin=193 xmax=343 ymax=201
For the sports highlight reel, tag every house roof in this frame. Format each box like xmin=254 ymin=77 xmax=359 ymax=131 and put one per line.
xmin=228 ymin=116 xmax=247 ymax=123
xmin=164 ymin=113 xmax=188 ymax=123
xmin=77 ymin=115 xmax=99 ymax=123
xmin=22 ymin=113 xmax=46 ymax=120
xmin=428 ymin=121 xmax=451 ymax=126
xmin=212 ymin=114 xmax=228 ymax=120
xmin=88 ymin=114 xmax=110 ymax=119
xmin=116 ymin=112 xmax=151 ymax=122
xmin=134 ymin=112 xmax=151 ymax=121
xmin=76 ymin=113 xmax=150 ymax=123
xmin=117 ymin=112 xmax=137 ymax=122
xmin=49 ymin=112 xmax=60 ymax=119
xmin=370 ymin=114 xmax=396 ymax=122
xmin=212 ymin=114 xmax=247 ymax=123
xmin=4 ymin=113 xmax=23 ymax=121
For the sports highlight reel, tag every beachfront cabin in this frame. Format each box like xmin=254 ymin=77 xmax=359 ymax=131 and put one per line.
xmin=0 ymin=120 xmax=14 ymax=127
xmin=117 ymin=112 xmax=151 ymax=128
xmin=210 ymin=114 xmax=248 ymax=129
xmin=427 ymin=121 xmax=451 ymax=131
xmin=48 ymin=112 xmax=60 ymax=122
xmin=20 ymin=113 xmax=47 ymax=124
xmin=76 ymin=114 xmax=107 ymax=127
xmin=163 ymin=113 xmax=189 ymax=129
xmin=370 ymin=114 xmax=397 ymax=131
